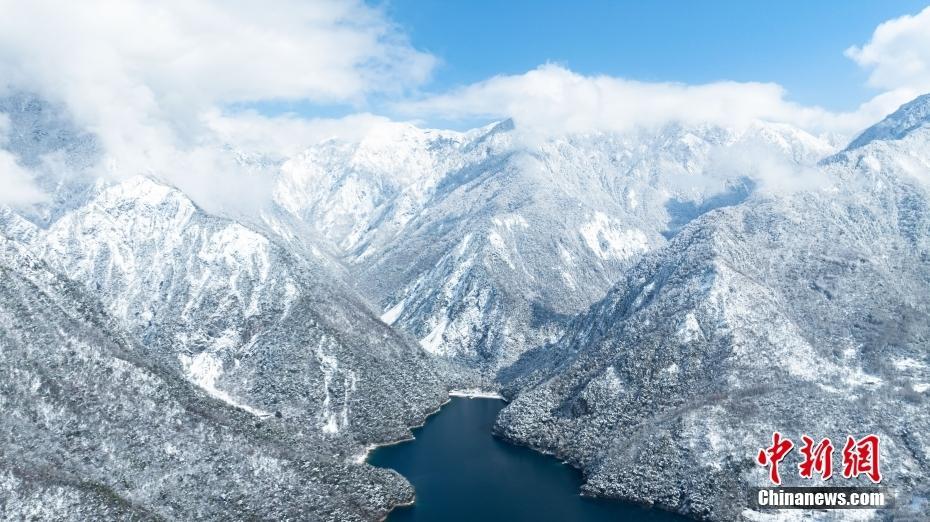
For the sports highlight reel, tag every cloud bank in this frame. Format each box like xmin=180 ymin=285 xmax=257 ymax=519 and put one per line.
xmin=395 ymin=63 xmax=913 ymax=142
xmin=0 ymin=0 xmax=433 ymax=213
xmin=2 ymin=3 xmax=930 ymax=211
xmin=0 ymin=151 xmax=47 ymax=207
xmin=395 ymin=65 xmax=834 ymax=136
xmin=204 ymin=110 xmax=395 ymax=158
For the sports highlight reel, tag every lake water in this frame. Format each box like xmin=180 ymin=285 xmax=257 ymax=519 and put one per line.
xmin=368 ymin=397 xmax=689 ymax=521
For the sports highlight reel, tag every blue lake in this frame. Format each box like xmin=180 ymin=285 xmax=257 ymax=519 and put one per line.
xmin=369 ymin=397 xmax=690 ymax=521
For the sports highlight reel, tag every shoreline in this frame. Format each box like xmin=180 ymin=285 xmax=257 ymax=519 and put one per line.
xmin=355 ymin=390 xmax=503 ymax=464
xmin=377 ymin=497 xmax=415 ymax=522
xmin=352 ymin=395 xmax=453 ymax=464
xmin=448 ymin=388 xmax=505 ymax=399
xmin=368 ymin=390 xmax=503 ymax=519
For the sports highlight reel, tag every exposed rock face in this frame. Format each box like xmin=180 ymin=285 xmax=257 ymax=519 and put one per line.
xmin=494 ymin=105 xmax=930 ymax=521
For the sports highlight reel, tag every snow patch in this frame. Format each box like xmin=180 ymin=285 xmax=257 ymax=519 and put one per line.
xmin=842 ymin=366 xmax=884 ymax=389
xmin=892 ymin=357 xmax=926 ymax=371
xmin=678 ymin=312 xmax=703 ymax=342
xmin=456 ymin=233 xmax=473 ymax=257
xmin=380 ymin=299 xmax=405 ymax=325
xmin=604 ymin=366 xmax=624 ymax=393
xmin=449 ymin=389 xmax=504 ymax=399
xmin=488 ymin=230 xmax=514 ymax=269
xmin=579 ymin=211 xmax=648 ymax=261
xmin=178 ymin=352 xmax=269 ymax=417
xmin=558 ymin=244 xmax=575 ymax=267
xmin=492 ymin=214 xmax=529 ymax=230
xmin=419 ymin=316 xmax=449 ymax=354
xmin=315 ymin=338 xmax=356 ymax=434
xmin=627 ymin=189 xmax=638 ymax=209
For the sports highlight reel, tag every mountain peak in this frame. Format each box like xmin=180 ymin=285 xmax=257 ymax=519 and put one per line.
xmin=845 ymin=93 xmax=930 ymax=151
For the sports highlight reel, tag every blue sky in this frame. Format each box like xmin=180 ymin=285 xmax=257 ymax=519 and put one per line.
xmin=383 ymin=0 xmax=928 ymax=112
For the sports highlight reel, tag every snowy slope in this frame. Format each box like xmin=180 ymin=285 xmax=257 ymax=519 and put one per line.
xmin=0 ymin=95 xmax=449 ymax=520
xmin=0 ymin=234 xmax=415 ymax=521
xmin=28 ymin=175 xmax=446 ymax=445
xmin=274 ymin=118 xmax=834 ymax=382
xmin=845 ymin=93 xmax=930 ymax=151
xmin=494 ymin=99 xmax=930 ymax=521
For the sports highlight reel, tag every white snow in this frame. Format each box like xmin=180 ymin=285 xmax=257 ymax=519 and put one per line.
xmin=558 ymin=244 xmax=575 ymax=267
xmin=579 ymin=212 xmax=648 ymax=261
xmin=178 ymin=352 xmax=270 ymax=417
xmin=678 ymin=312 xmax=703 ymax=342
xmin=314 ymin=338 xmax=355 ymax=434
xmin=892 ymin=357 xmax=926 ymax=371
xmin=380 ymin=299 xmax=405 ymax=325
xmin=485 ymin=214 xmax=530 ymax=271
xmin=488 ymin=230 xmax=514 ymax=269
xmin=599 ymin=366 xmax=624 ymax=394
xmin=449 ymin=389 xmax=504 ymax=399
xmin=419 ymin=316 xmax=449 ymax=354
xmin=492 ymin=214 xmax=529 ymax=230
xmin=842 ymin=366 xmax=884 ymax=389
xmin=456 ymin=233 xmax=473 ymax=257
xmin=626 ymin=188 xmax=638 ymax=209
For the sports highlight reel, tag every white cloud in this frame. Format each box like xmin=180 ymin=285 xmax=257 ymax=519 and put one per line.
xmin=0 ymin=0 xmax=434 ymax=213
xmin=703 ymin=141 xmax=829 ymax=195
xmin=846 ymin=6 xmax=930 ymax=96
xmin=0 ymin=152 xmax=46 ymax=207
xmin=395 ymin=64 xmax=916 ymax=142
xmin=398 ymin=65 xmax=802 ymax=132
xmin=203 ymin=110 xmax=395 ymax=157
xmin=0 ymin=114 xmax=44 ymax=206
xmin=0 ymin=0 xmax=433 ymax=109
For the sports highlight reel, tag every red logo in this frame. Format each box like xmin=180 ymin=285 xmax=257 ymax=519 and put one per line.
xmin=756 ymin=433 xmax=881 ymax=485
xmin=842 ymin=434 xmax=882 ymax=484
xmin=756 ymin=432 xmax=794 ymax=485
xmin=798 ymin=435 xmax=834 ymax=480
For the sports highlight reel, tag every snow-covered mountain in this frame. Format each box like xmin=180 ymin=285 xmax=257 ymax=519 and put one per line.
xmin=845 ymin=93 xmax=930 ymax=151
xmin=0 ymin=95 xmax=447 ymax=520
xmin=32 ymin=176 xmax=446 ymax=442
xmin=272 ymin=118 xmax=834 ymax=383
xmin=4 ymin=87 xmax=930 ymax=522
xmin=0 ymin=233 xmax=418 ymax=521
xmin=494 ymin=99 xmax=930 ymax=521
